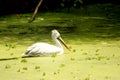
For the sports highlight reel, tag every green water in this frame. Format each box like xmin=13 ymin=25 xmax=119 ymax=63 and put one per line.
xmin=0 ymin=5 xmax=120 ymax=79
xmin=0 ymin=43 xmax=120 ymax=80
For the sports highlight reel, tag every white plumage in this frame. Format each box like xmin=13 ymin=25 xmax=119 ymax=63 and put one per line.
xmin=22 ymin=29 xmax=70 ymax=57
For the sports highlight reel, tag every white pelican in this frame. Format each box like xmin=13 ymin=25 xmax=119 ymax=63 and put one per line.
xmin=22 ymin=29 xmax=70 ymax=57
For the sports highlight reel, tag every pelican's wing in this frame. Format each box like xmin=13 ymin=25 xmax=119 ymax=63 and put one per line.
xmin=23 ymin=42 xmax=61 ymax=56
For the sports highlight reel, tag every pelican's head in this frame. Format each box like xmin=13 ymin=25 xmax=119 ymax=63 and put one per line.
xmin=51 ymin=29 xmax=71 ymax=51
xmin=52 ymin=29 xmax=60 ymax=39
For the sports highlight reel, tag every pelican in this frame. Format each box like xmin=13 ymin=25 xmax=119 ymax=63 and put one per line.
xmin=22 ymin=29 xmax=70 ymax=57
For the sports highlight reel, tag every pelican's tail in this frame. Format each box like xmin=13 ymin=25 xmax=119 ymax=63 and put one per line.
xmin=22 ymin=52 xmax=28 ymax=58
xmin=22 ymin=50 xmax=31 ymax=57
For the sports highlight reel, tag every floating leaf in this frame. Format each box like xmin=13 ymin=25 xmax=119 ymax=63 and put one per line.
xmin=97 ymin=56 xmax=104 ymax=61
xmin=35 ymin=66 xmax=40 ymax=70
xmin=86 ymin=57 xmax=92 ymax=60
xmin=82 ymin=52 xmax=88 ymax=55
xmin=73 ymin=49 xmax=76 ymax=52
xmin=51 ymin=53 xmax=57 ymax=58
xmin=21 ymin=59 xmax=27 ymax=63
xmin=84 ymin=77 xmax=90 ymax=80
xmin=17 ymin=69 xmax=21 ymax=72
xmin=54 ymin=69 xmax=60 ymax=75
xmin=57 ymin=69 xmax=60 ymax=74
xmin=60 ymin=64 xmax=65 ymax=68
xmin=112 ymin=54 xmax=115 ymax=57
xmin=10 ymin=53 xmax=14 ymax=56
xmin=42 ymin=72 xmax=46 ymax=76
xmin=106 ymin=57 xmax=110 ymax=60
xmin=54 ymin=72 xmax=57 ymax=75
xmin=70 ymin=57 xmax=75 ymax=61
xmin=22 ymin=67 xmax=28 ymax=70
xmin=95 ymin=53 xmax=99 ymax=56
xmin=105 ymin=76 xmax=109 ymax=79
xmin=11 ymin=44 xmax=16 ymax=48
xmin=117 ymin=64 xmax=120 ymax=66
xmin=5 ymin=43 xmax=16 ymax=49
xmin=96 ymin=49 xmax=99 ymax=52
xmin=5 ymin=64 xmax=11 ymax=69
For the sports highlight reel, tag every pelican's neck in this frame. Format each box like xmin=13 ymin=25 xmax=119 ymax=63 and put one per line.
xmin=53 ymin=37 xmax=64 ymax=54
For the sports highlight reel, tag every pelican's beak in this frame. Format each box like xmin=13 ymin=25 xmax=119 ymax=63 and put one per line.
xmin=57 ymin=36 xmax=71 ymax=51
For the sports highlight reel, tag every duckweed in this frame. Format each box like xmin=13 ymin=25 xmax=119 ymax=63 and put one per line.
xmin=84 ymin=77 xmax=90 ymax=80
xmin=21 ymin=59 xmax=27 ymax=63
xmin=70 ymin=57 xmax=75 ymax=61
xmin=0 ymin=10 xmax=120 ymax=80
xmin=60 ymin=64 xmax=65 ymax=68
xmin=10 ymin=53 xmax=14 ymax=56
xmin=17 ymin=69 xmax=21 ymax=72
xmin=35 ymin=66 xmax=40 ymax=70
xmin=95 ymin=49 xmax=100 ymax=52
xmin=51 ymin=53 xmax=57 ymax=58
xmin=22 ymin=67 xmax=28 ymax=70
xmin=42 ymin=72 xmax=46 ymax=76
xmin=97 ymin=56 xmax=105 ymax=61
xmin=82 ymin=52 xmax=88 ymax=55
xmin=5 ymin=64 xmax=11 ymax=69
xmin=73 ymin=49 xmax=76 ymax=52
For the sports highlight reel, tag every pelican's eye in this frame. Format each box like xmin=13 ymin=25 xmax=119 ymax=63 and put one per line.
xmin=57 ymin=36 xmax=60 ymax=39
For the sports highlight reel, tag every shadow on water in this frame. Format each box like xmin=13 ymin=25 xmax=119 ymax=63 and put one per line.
xmin=0 ymin=24 xmax=78 ymax=45
xmin=0 ymin=56 xmax=41 ymax=61
xmin=0 ymin=25 xmax=76 ymax=34
xmin=0 ymin=17 xmax=120 ymax=45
